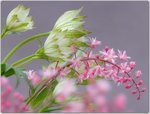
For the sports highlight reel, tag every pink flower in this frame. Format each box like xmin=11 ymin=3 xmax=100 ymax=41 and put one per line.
xmin=70 ymin=58 xmax=80 ymax=68
xmin=141 ymin=88 xmax=146 ymax=92
xmin=138 ymin=80 xmax=143 ymax=85
xmin=118 ymin=50 xmax=131 ymax=60
xmin=27 ymin=70 xmax=40 ymax=85
xmin=1 ymin=77 xmax=9 ymax=87
xmin=129 ymin=61 xmax=136 ymax=69
xmin=135 ymin=70 xmax=142 ymax=78
xmin=96 ymin=80 xmax=110 ymax=94
xmin=62 ymin=102 xmax=84 ymax=112
xmin=114 ymin=94 xmax=127 ymax=111
xmin=1 ymin=77 xmax=28 ymax=112
xmin=100 ymin=48 xmax=118 ymax=63
xmin=131 ymin=90 xmax=137 ymax=94
xmin=42 ymin=67 xmax=58 ymax=79
xmin=54 ymin=78 xmax=77 ymax=102
xmin=120 ymin=62 xmax=131 ymax=73
xmin=60 ymin=68 xmax=69 ymax=78
xmin=90 ymin=37 xmax=101 ymax=48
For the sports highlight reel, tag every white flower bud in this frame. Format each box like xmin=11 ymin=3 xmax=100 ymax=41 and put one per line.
xmin=6 ymin=5 xmax=34 ymax=33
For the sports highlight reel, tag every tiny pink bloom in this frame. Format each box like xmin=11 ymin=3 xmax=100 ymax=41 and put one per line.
xmin=131 ymin=90 xmax=137 ymax=94
xmin=135 ymin=70 xmax=142 ymax=78
xmin=125 ymin=84 xmax=131 ymax=89
xmin=120 ymin=62 xmax=131 ymax=73
xmin=118 ymin=50 xmax=131 ymax=60
xmin=100 ymin=48 xmax=118 ymax=63
xmin=14 ymin=92 xmax=24 ymax=102
xmin=114 ymin=94 xmax=127 ymax=111
xmin=60 ymin=68 xmax=68 ymax=78
xmin=1 ymin=77 xmax=9 ymax=87
xmin=138 ymin=80 xmax=143 ymax=85
xmin=6 ymin=86 xmax=13 ymax=93
xmin=43 ymin=67 xmax=58 ymax=78
xmin=90 ymin=37 xmax=101 ymax=48
xmin=141 ymin=88 xmax=146 ymax=92
xmin=70 ymin=58 xmax=80 ymax=68
xmin=129 ymin=61 xmax=136 ymax=69
xmin=27 ymin=70 xmax=40 ymax=85
xmin=137 ymin=96 xmax=140 ymax=100
xmin=96 ymin=80 xmax=110 ymax=93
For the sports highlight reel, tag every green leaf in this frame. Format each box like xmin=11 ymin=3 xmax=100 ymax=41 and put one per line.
xmin=1 ymin=64 xmax=6 ymax=75
xmin=4 ymin=68 xmax=15 ymax=77
xmin=40 ymin=107 xmax=62 ymax=113
xmin=30 ymin=87 xmax=49 ymax=108
xmin=29 ymin=79 xmax=58 ymax=109
xmin=96 ymin=75 xmax=104 ymax=80
xmin=78 ymin=79 xmax=89 ymax=85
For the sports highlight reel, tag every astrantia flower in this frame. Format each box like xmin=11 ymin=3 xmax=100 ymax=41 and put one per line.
xmin=6 ymin=5 xmax=33 ymax=33
xmin=43 ymin=8 xmax=91 ymax=62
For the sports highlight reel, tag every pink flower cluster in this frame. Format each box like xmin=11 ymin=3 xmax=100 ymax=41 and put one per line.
xmin=69 ymin=38 xmax=146 ymax=100
xmin=27 ymin=38 xmax=145 ymax=101
xmin=62 ymin=80 xmax=133 ymax=112
xmin=1 ymin=77 xmax=28 ymax=112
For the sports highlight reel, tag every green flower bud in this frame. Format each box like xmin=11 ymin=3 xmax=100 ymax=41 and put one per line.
xmin=6 ymin=4 xmax=34 ymax=33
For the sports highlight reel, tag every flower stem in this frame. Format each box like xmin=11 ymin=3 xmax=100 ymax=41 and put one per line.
xmin=1 ymin=27 xmax=8 ymax=39
xmin=2 ymin=32 xmax=50 ymax=64
xmin=12 ymin=54 xmax=35 ymax=67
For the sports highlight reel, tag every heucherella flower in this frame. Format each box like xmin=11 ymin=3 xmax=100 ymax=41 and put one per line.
xmin=90 ymin=37 xmax=101 ymax=48
xmin=118 ymin=50 xmax=131 ymax=60
xmin=113 ymin=94 xmax=127 ymax=112
xmin=6 ymin=5 xmax=33 ymax=33
xmin=43 ymin=8 xmax=91 ymax=62
xmin=42 ymin=66 xmax=58 ymax=79
xmin=1 ymin=77 xmax=28 ymax=112
xmin=27 ymin=70 xmax=41 ymax=85
xmin=62 ymin=80 xmax=133 ymax=112
xmin=100 ymin=48 xmax=118 ymax=63
xmin=53 ymin=78 xmax=77 ymax=102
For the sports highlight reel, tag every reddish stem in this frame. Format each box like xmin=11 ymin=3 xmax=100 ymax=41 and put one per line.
xmin=81 ymin=57 xmax=141 ymax=99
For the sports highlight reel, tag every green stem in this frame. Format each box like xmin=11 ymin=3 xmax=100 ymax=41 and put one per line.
xmin=2 ymin=32 xmax=50 ymax=63
xmin=1 ymin=27 xmax=8 ymax=39
xmin=11 ymin=54 xmax=36 ymax=67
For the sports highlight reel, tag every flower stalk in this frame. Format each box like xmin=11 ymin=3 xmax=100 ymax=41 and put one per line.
xmin=2 ymin=32 xmax=50 ymax=64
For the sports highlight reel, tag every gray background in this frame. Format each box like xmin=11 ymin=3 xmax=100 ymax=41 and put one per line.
xmin=1 ymin=1 xmax=149 ymax=112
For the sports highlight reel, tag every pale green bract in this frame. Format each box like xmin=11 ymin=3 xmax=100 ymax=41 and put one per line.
xmin=43 ymin=8 xmax=91 ymax=62
xmin=6 ymin=4 xmax=34 ymax=33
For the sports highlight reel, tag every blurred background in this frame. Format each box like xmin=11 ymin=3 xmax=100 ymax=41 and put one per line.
xmin=1 ymin=1 xmax=149 ymax=112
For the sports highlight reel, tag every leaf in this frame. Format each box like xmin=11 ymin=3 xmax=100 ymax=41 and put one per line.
xmin=1 ymin=64 xmax=6 ymax=75
xmin=29 ymin=79 xmax=58 ymax=109
xmin=40 ymin=107 xmax=62 ymax=113
xmin=30 ymin=87 xmax=49 ymax=108
xmin=78 ymin=79 xmax=89 ymax=85
xmin=4 ymin=68 xmax=15 ymax=77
